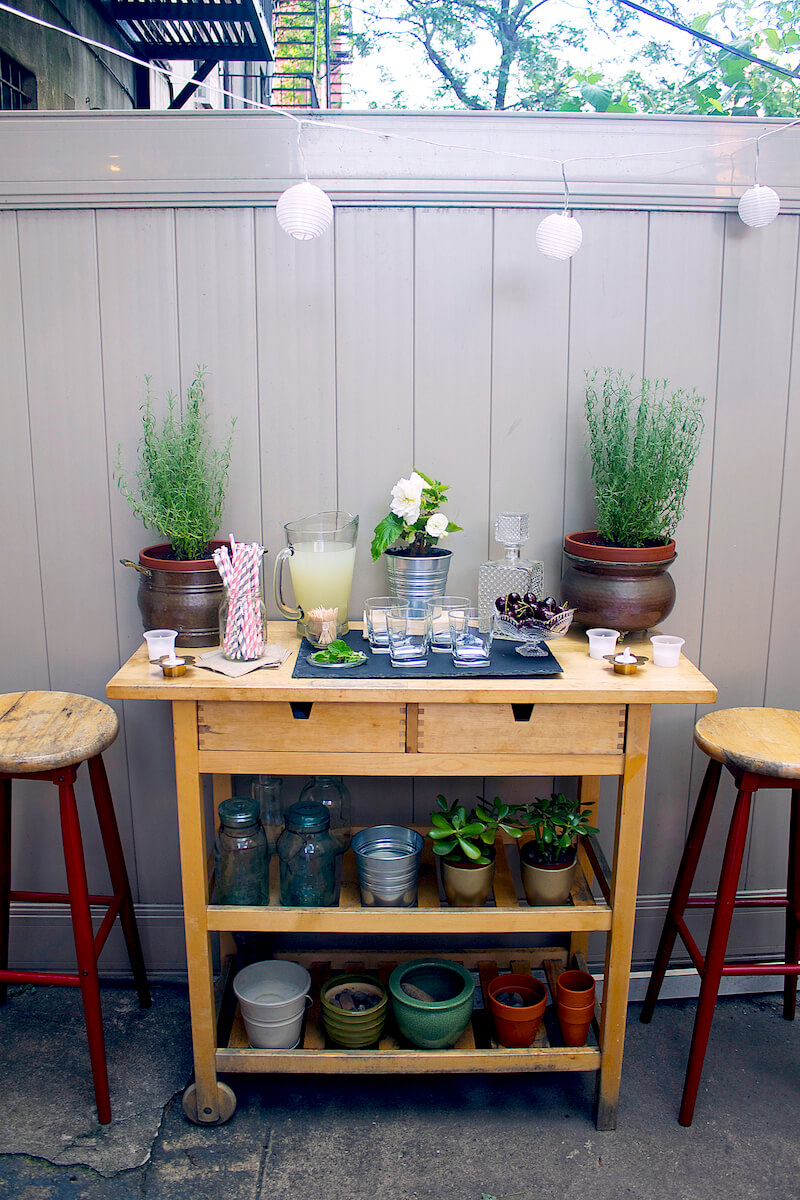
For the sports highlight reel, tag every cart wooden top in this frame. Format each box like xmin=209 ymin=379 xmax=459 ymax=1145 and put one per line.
xmin=107 ymin=624 xmax=717 ymax=706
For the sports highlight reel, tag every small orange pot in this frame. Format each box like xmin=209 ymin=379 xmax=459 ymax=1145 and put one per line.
xmin=558 ymin=1007 xmax=594 ymax=1047
xmin=556 ymin=969 xmax=595 ymax=1010
xmin=487 ymin=974 xmax=547 ymax=1048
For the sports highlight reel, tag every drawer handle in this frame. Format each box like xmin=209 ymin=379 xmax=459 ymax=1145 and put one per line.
xmin=511 ymin=703 xmax=535 ymax=723
xmin=290 ymin=702 xmax=314 ymax=720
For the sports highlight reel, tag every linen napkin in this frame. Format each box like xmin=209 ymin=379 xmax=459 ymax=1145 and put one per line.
xmin=194 ymin=646 xmax=291 ymax=678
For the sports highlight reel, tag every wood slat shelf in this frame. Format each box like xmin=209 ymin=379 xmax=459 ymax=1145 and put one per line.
xmin=206 ymin=835 xmax=612 ymax=934
xmin=216 ymin=952 xmax=601 ymax=1075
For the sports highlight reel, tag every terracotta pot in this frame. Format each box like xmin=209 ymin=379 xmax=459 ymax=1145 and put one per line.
xmin=487 ymin=974 xmax=547 ymax=1048
xmin=558 ymin=1009 xmax=594 ymax=1047
xmin=556 ymin=969 xmax=596 ymax=1009
xmin=519 ymin=843 xmax=577 ymax=906
xmin=440 ymin=846 xmax=495 ymax=907
xmin=123 ymin=541 xmax=227 ymax=648
xmin=561 ymin=531 xmax=676 ymax=634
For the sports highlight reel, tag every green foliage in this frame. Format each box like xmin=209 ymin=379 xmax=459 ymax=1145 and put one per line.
xmin=520 ymin=792 xmax=599 ymax=867
xmin=585 ymin=369 xmax=705 ymax=548
xmin=311 ymin=640 xmax=365 ymax=664
xmin=116 ymin=368 xmax=235 ymax=561
xmin=427 ymin=793 xmax=523 ymax=866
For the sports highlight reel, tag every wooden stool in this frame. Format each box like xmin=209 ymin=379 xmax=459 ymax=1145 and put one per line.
xmin=641 ymin=707 xmax=800 ymax=1125
xmin=0 ymin=692 xmax=151 ymax=1124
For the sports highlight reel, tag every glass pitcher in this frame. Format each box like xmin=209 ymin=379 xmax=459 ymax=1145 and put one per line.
xmin=273 ymin=511 xmax=359 ymax=646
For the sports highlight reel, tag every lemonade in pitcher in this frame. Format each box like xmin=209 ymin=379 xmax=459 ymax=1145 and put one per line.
xmin=273 ymin=512 xmax=359 ymax=646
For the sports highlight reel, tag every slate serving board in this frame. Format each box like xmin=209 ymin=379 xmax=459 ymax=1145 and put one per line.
xmin=291 ymin=632 xmax=563 ymax=679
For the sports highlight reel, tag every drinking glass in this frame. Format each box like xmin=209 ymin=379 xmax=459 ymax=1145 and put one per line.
xmin=365 ymin=596 xmax=408 ymax=654
xmin=387 ymin=607 xmax=430 ymax=667
xmin=449 ymin=607 xmax=493 ymax=667
xmin=425 ymin=596 xmax=471 ymax=653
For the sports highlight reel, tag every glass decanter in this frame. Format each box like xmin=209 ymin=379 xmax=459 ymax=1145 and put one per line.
xmin=478 ymin=512 xmax=544 ymax=628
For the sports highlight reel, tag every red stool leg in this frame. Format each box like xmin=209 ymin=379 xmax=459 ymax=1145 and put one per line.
xmin=86 ymin=755 xmax=150 ymax=1008
xmin=783 ymin=788 xmax=800 ymax=1021
xmin=641 ymin=759 xmax=723 ymax=1022
xmin=58 ymin=774 xmax=112 ymax=1125
xmin=0 ymin=778 xmax=10 ymax=1005
xmin=679 ymin=783 xmax=753 ymax=1126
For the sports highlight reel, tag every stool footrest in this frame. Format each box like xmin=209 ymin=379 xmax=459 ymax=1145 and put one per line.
xmin=0 ymin=968 xmax=80 ymax=987
xmin=720 ymin=963 xmax=800 ymax=977
xmin=686 ymin=895 xmax=790 ymax=910
xmin=10 ymin=890 xmax=116 ymax=906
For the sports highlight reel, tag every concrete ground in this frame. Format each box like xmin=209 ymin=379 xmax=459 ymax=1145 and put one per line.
xmin=0 ymin=982 xmax=798 ymax=1200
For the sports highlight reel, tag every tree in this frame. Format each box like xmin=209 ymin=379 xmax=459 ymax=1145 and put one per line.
xmin=351 ymin=0 xmax=800 ymax=115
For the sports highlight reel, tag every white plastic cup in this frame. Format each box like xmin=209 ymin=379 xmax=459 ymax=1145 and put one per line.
xmin=586 ymin=628 xmax=620 ymax=660
xmin=143 ymin=629 xmax=178 ymax=660
xmin=650 ymin=635 xmax=685 ymax=667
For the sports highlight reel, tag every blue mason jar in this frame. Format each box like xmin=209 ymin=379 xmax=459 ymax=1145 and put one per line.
xmin=278 ymin=801 xmax=337 ymax=907
xmin=214 ymin=797 xmax=269 ymax=905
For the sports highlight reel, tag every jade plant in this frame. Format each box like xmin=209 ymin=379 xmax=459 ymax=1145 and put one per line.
xmin=116 ymin=367 xmax=235 ymax=561
xmin=520 ymin=792 xmax=599 ymax=867
xmin=427 ymin=794 xmax=523 ymax=866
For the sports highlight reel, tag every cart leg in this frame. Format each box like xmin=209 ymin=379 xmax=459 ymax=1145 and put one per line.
xmin=594 ymin=705 xmax=651 ymax=1131
xmin=571 ymin=775 xmax=600 ymax=965
xmin=182 ymin=1080 xmax=237 ymax=1125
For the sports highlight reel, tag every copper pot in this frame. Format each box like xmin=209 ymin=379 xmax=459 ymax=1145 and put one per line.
xmin=122 ymin=541 xmax=227 ymax=648
xmin=561 ymin=532 xmax=676 ymax=634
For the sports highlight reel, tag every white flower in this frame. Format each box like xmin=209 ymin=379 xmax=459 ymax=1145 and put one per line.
xmin=390 ymin=472 xmax=425 ymax=523
xmin=425 ymin=512 xmax=449 ymax=539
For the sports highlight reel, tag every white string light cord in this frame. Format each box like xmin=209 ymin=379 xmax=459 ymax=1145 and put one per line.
xmin=1 ymin=1 xmax=798 ymax=246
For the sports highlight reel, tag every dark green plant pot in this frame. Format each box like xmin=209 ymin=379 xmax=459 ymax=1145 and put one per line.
xmin=389 ymin=959 xmax=475 ymax=1049
xmin=321 ymin=974 xmax=388 ymax=1048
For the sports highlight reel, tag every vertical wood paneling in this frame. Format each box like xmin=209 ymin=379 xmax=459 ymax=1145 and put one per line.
xmin=17 ymin=210 xmax=130 ymax=893
xmin=97 ymin=208 xmax=182 ymax=904
xmin=412 ymin=209 xmax=493 ymax=817
xmin=635 ymin=212 xmax=724 ymax=908
xmin=335 ymin=207 xmax=416 ymax=828
xmin=0 ymin=212 xmax=48 ymax=692
xmin=491 ymin=209 xmax=570 ymax=596
xmin=175 ymin=209 xmax=261 ymax=547
xmin=254 ymin=209 xmax=337 ymax=613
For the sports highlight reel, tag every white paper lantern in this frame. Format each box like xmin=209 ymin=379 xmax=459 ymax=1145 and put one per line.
xmin=276 ymin=181 xmax=334 ymax=240
xmin=737 ymin=184 xmax=781 ymax=228
xmin=536 ymin=212 xmax=583 ymax=260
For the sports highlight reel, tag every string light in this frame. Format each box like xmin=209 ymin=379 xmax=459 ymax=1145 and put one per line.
xmin=536 ymin=166 xmax=583 ymax=260
xmin=738 ymin=137 xmax=781 ymax=228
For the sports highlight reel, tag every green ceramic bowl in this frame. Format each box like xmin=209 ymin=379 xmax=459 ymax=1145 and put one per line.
xmin=321 ymin=974 xmax=388 ymax=1048
xmin=389 ymin=959 xmax=475 ymax=1049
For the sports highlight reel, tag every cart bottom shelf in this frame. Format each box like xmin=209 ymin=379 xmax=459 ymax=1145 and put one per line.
xmin=216 ymin=951 xmax=601 ymax=1076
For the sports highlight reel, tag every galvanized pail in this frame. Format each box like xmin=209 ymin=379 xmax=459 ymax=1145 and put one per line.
xmin=351 ymin=825 xmax=424 ymax=907
xmin=383 ymin=548 xmax=452 ymax=616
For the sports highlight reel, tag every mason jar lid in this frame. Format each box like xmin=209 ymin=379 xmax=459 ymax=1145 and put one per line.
xmin=284 ymin=800 xmax=330 ymax=834
xmin=219 ymin=797 xmax=260 ymax=828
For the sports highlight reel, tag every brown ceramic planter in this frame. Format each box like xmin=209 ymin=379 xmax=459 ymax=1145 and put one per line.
xmin=440 ymin=846 xmax=495 ymax=907
xmin=124 ymin=541 xmax=227 ymax=648
xmin=556 ymin=969 xmax=596 ymax=1009
xmin=561 ymin=531 xmax=676 ymax=634
xmin=487 ymin=974 xmax=547 ymax=1048
xmin=520 ymin=843 xmax=577 ymax=906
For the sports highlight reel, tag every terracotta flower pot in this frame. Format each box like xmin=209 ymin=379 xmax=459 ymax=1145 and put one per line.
xmin=487 ymin=974 xmax=547 ymax=1048
xmin=558 ymin=1007 xmax=595 ymax=1047
xmin=556 ymin=969 xmax=596 ymax=1009
xmin=561 ymin=531 xmax=676 ymax=634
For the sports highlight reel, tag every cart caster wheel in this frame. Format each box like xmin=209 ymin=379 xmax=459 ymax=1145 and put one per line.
xmin=182 ymin=1081 xmax=237 ymax=1125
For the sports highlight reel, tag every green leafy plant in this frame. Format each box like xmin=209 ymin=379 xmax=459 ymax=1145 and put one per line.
xmin=520 ymin=792 xmax=599 ymax=867
xmin=427 ymin=794 xmax=523 ymax=866
xmin=371 ymin=468 xmax=462 ymax=559
xmin=585 ymin=369 xmax=705 ymax=548
xmin=116 ymin=368 xmax=235 ymax=561
xmin=311 ymin=640 xmax=366 ymax=665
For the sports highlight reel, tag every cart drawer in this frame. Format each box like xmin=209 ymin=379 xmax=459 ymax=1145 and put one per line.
xmin=417 ymin=704 xmax=625 ymax=755
xmin=198 ymin=701 xmax=407 ymax=754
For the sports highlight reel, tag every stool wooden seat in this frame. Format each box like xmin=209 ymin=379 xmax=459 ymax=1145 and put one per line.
xmin=0 ymin=691 xmax=151 ymax=1124
xmin=641 ymin=707 xmax=800 ymax=1125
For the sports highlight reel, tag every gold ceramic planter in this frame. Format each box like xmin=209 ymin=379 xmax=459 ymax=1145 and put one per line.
xmin=441 ymin=856 xmax=495 ymax=907
xmin=520 ymin=853 xmax=577 ymax=906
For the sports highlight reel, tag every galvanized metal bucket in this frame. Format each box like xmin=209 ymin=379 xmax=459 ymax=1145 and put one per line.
xmin=383 ymin=548 xmax=452 ymax=616
xmin=351 ymin=825 xmax=424 ymax=907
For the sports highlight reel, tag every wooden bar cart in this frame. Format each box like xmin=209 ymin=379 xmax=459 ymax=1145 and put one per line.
xmin=107 ymin=624 xmax=716 ymax=1130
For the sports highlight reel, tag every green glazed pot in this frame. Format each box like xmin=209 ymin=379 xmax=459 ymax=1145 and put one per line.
xmin=321 ymin=974 xmax=388 ymax=1048
xmin=389 ymin=959 xmax=475 ymax=1049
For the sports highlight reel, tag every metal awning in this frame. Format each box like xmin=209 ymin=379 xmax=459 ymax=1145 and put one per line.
xmin=93 ymin=0 xmax=275 ymax=62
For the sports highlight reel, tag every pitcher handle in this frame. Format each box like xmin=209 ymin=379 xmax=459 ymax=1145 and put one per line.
xmin=273 ymin=547 xmax=302 ymax=620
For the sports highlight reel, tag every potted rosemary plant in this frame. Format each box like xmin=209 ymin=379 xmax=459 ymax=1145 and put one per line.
xmin=427 ymin=793 xmax=522 ymax=907
xmin=563 ymin=369 xmax=705 ymax=632
xmin=370 ymin=469 xmax=461 ymax=609
xmin=116 ymin=368 xmax=236 ymax=646
xmin=518 ymin=791 xmax=598 ymax=906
